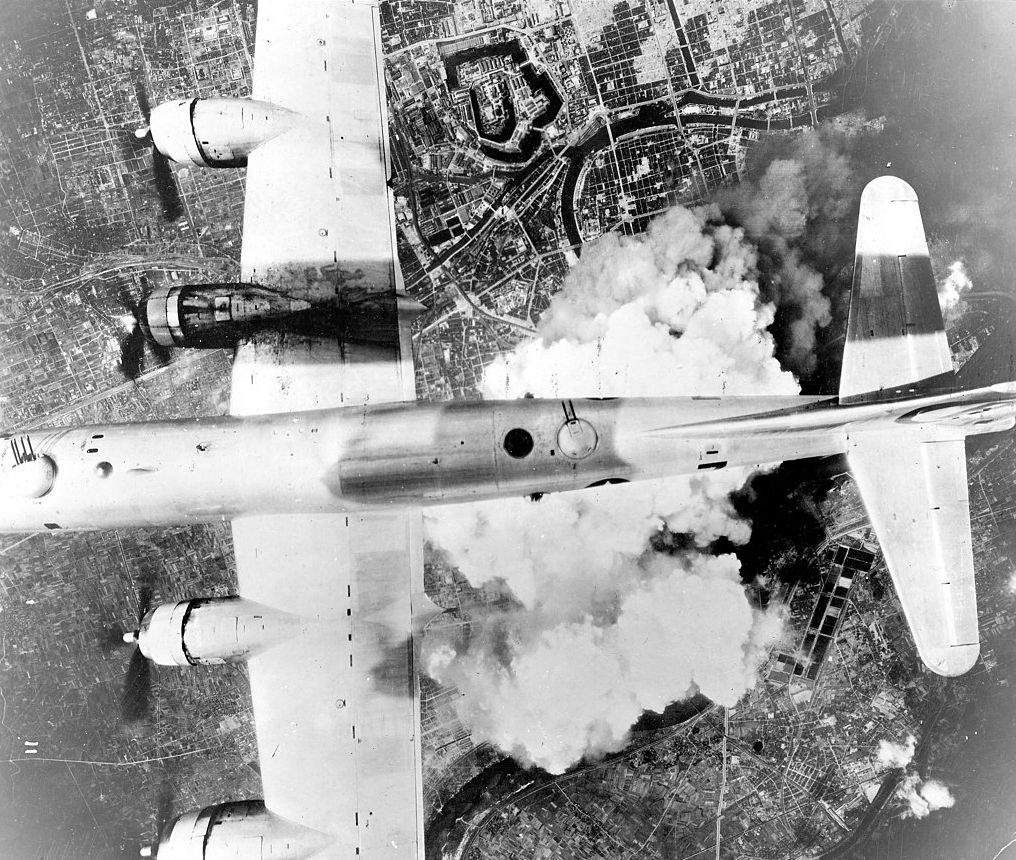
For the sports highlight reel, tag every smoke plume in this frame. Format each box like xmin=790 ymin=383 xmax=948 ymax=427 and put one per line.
xmin=427 ymin=555 xmax=782 ymax=773
xmin=713 ymin=129 xmax=870 ymax=378
xmin=898 ymin=774 xmax=956 ymax=819
xmin=425 ymin=204 xmax=791 ymax=773
xmin=484 ymin=205 xmax=797 ymax=398
xmin=875 ymin=735 xmax=956 ymax=818
xmin=877 ymin=734 xmax=917 ymax=768
xmin=938 ymin=259 xmax=973 ymax=325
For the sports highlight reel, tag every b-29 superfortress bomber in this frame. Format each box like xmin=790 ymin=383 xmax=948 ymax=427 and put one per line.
xmin=2 ymin=1 xmax=1012 ymax=857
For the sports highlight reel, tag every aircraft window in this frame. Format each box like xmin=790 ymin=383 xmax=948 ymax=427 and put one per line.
xmin=503 ymin=428 xmax=534 ymax=459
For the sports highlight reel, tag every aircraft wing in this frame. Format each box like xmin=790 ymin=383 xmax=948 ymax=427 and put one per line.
xmin=848 ymin=430 xmax=979 ymax=676
xmin=230 ymin=0 xmax=408 ymax=415
xmin=841 ymin=175 xmax=978 ymax=677
xmin=839 ymin=176 xmax=956 ymax=404
xmin=230 ymin=513 xmax=428 ymax=858
xmin=227 ymin=2 xmax=426 ymax=856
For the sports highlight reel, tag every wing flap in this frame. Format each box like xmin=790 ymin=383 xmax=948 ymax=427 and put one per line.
xmin=840 ymin=176 xmax=955 ymax=403
xmin=848 ymin=430 xmax=979 ymax=675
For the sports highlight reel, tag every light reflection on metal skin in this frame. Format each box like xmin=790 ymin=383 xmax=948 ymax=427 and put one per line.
xmin=148 ymin=97 xmax=298 ymax=168
xmin=139 ymin=284 xmax=420 ymax=350
xmin=135 ymin=597 xmax=306 ymax=666
xmin=0 ymin=384 xmax=1013 ymax=533
xmin=152 ymin=801 xmax=330 ymax=860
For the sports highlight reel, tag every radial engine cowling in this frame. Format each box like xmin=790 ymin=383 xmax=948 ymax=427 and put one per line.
xmin=155 ymin=801 xmax=330 ymax=860
xmin=141 ymin=283 xmax=419 ymax=348
xmin=142 ymin=283 xmax=313 ymax=348
xmin=137 ymin=596 xmax=303 ymax=666
xmin=148 ymin=97 xmax=297 ymax=168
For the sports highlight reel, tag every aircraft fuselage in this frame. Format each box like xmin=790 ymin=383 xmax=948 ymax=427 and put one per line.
xmin=2 ymin=385 xmax=1014 ymax=532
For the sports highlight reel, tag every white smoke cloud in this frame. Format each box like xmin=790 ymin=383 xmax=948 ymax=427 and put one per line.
xmin=875 ymin=735 xmax=956 ymax=819
xmin=483 ymin=205 xmax=798 ymax=398
xmin=898 ymin=774 xmax=956 ymax=819
xmin=938 ymin=259 xmax=973 ymax=324
xmin=877 ymin=734 xmax=917 ymax=769
xmin=424 ymin=203 xmax=794 ymax=772
xmin=425 ymin=476 xmax=751 ymax=614
xmin=425 ymin=554 xmax=783 ymax=773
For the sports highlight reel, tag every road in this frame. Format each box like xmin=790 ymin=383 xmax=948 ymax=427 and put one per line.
xmin=715 ymin=707 xmax=729 ymax=860
xmin=817 ymin=702 xmax=948 ymax=858
xmin=18 ymin=349 xmax=222 ymax=432
xmin=454 ymin=703 xmax=715 ymax=859
xmin=557 ymin=92 xmax=838 ymax=250
xmin=818 ymin=516 xmax=871 ymax=551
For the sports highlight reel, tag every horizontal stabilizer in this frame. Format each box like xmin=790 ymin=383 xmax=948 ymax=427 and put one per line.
xmin=840 ymin=176 xmax=955 ymax=404
xmin=848 ymin=430 xmax=978 ymax=676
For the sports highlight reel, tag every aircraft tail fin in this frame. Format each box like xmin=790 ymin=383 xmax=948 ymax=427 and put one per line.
xmin=839 ymin=176 xmax=956 ymax=404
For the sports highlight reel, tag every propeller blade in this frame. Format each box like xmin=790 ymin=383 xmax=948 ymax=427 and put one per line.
xmin=121 ymin=648 xmax=152 ymax=724
xmin=116 ymin=289 xmax=172 ymax=378
xmin=155 ymin=771 xmax=175 ymax=837
xmin=130 ymin=82 xmax=184 ymax=222
xmin=147 ymin=339 xmax=172 ymax=367
xmin=118 ymin=287 xmax=140 ymax=319
xmin=134 ymin=80 xmax=152 ymax=123
xmin=138 ymin=768 xmax=176 ymax=858
xmin=99 ymin=624 xmax=129 ymax=654
xmin=137 ymin=583 xmax=153 ymax=621
xmin=151 ymin=149 xmax=183 ymax=222
xmin=117 ymin=326 xmax=145 ymax=381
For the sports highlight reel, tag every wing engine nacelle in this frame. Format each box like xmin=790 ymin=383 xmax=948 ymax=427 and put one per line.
xmin=148 ymin=97 xmax=297 ymax=168
xmin=136 ymin=596 xmax=303 ymax=666
xmin=141 ymin=283 xmax=424 ymax=348
xmin=153 ymin=800 xmax=330 ymax=860
xmin=142 ymin=283 xmax=314 ymax=348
